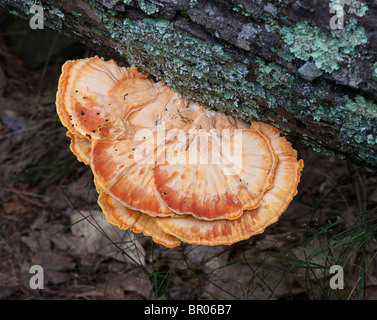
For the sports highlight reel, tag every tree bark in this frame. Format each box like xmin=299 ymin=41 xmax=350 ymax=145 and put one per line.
xmin=1 ymin=0 xmax=377 ymax=171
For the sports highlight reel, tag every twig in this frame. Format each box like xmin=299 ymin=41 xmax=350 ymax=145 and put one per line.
xmin=2 ymin=181 xmax=48 ymax=207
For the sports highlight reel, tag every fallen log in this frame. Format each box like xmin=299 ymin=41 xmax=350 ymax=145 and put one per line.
xmin=1 ymin=0 xmax=376 ymax=171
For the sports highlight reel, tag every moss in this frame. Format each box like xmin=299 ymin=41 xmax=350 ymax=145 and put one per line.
xmin=180 ymin=9 xmax=189 ymax=18
xmin=280 ymin=18 xmax=368 ymax=73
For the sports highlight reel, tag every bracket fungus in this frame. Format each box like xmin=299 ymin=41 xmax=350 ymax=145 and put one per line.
xmin=56 ymin=56 xmax=304 ymax=247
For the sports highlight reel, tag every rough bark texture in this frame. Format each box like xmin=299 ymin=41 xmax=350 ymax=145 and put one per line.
xmin=1 ymin=0 xmax=377 ymax=171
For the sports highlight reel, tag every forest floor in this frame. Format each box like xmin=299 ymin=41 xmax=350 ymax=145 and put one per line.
xmin=1 ymin=12 xmax=377 ymax=300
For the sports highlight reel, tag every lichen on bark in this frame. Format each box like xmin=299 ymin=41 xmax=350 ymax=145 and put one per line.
xmin=1 ymin=0 xmax=376 ymax=171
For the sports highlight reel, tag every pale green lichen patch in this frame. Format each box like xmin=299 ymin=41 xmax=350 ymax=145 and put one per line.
xmin=343 ymin=95 xmax=377 ymax=119
xmin=338 ymin=96 xmax=377 ymax=145
xmin=331 ymin=95 xmax=377 ymax=152
xmin=301 ymin=93 xmax=377 ymax=148
xmin=280 ymin=18 xmax=368 ymax=73
xmin=254 ymin=59 xmax=295 ymax=91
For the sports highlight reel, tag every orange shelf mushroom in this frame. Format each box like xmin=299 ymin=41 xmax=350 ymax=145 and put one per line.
xmin=66 ymin=131 xmax=92 ymax=165
xmin=57 ymin=56 xmax=304 ymax=247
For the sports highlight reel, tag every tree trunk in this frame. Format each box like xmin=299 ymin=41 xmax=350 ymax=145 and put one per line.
xmin=1 ymin=0 xmax=377 ymax=171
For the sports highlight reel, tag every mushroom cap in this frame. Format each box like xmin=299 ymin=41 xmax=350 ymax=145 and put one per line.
xmin=125 ymin=85 xmax=188 ymax=128
xmin=91 ymin=129 xmax=176 ymax=217
xmin=56 ymin=56 xmax=190 ymax=141
xmin=56 ymin=56 xmax=149 ymax=141
xmin=154 ymin=128 xmax=278 ymax=220
xmin=155 ymin=122 xmax=304 ymax=245
xmin=98 ymin=192 xmax=180 ymax=248
xmin=66 ymin=131 xmax=92 ymax=165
